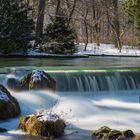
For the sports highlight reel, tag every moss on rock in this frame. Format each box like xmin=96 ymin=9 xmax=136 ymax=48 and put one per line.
xmin=19 ymin=70 xmax=56 ymax=92
xmin=19 ymin=112 xmax=65 ymax=138
xmin=91 ymin=126 xmax=135 ymax=140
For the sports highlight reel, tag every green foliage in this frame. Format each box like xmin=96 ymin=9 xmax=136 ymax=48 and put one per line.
xmin=124 ymin=0 xmax=140 ymax=44
xmin=43 ymin=10 xmax=76 ymax=54
xmin=0 ymin=0 xmax=34 ymax=54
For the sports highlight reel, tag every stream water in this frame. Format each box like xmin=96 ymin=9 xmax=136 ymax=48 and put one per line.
xmin=0 ymin=56 xmax=140 ymax=140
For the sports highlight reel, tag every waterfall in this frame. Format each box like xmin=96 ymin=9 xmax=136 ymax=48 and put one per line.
xmin=49 ymin=71 xmax=140 ymax=92
xmin=1 ymin=69 xmax=140 ymax=135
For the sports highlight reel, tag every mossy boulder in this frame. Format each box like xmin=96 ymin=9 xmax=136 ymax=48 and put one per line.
xmin=19 ymin=70 xmax=56 ymax=92
xmin=108 ymin=129 xmax=123 ymax=140
xmin=91 ymin=126 xmax=135 ymax=140
xmin=0 ymin=85 xmax=20 ymax=120
xmin=92 ymin=126 xmax=111 ymax=139
xmin=19 ymin=111 xmax=65 ymax=138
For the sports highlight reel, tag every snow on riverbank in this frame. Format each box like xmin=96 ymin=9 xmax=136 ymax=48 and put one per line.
xmin=27 ymin=43 xmax=140 ymax=57
xmin=77 ymin=43 xmax=140 ymax=56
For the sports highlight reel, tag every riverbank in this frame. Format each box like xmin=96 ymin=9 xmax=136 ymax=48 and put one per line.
xmin=77 ymin=43 xmax=140 ymax=57
xmin=1 ymin=54 xmax=140 ymax=58
xmin=0 ymin=43 xmax=140 ymax=58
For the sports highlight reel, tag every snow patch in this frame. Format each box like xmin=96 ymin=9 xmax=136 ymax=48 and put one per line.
xmin=28 ymin=43 xmax=140 ymax=57
xmin=31 ymin=70 xmax=49 ymax=82
xmin=0 ymin=91 xmax=9 ymax=102
xmin=32 ymin=70 xmax=43 ymax=82
xmin=77 ymin=43 xmax=140 ymax=56
xmin=27 ymin=48 xmax=49 ymax=56
xmin=37 ymin=111 xmax=59 ymax=122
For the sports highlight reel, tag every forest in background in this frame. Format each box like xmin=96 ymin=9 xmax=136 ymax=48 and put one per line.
xmin=0 ymin=0 xmax=140 ymax=54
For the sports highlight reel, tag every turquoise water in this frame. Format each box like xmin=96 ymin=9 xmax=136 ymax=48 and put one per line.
xmin=1 ymin=56 xmax=140 ymax=68
xmin=1 ymin=56 xmax=140 ymax=140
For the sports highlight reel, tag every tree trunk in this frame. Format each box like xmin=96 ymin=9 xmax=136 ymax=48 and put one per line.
xmin=112 ymin=0 xmax=122 ymax=51
xmin=55 ymin=0 xmax=61 ymax=16
xmin=92 ymin=0 xmax=100 ymax=46
xmin=84 ymin=7 xmax=89 ymax=51
xmin=84 ymin=20 xmax=88 ymax=51
xmin=35 ymin=0 xmax=46 ymax=43
xmin=67 ymin=0 xmax=77 ymax=26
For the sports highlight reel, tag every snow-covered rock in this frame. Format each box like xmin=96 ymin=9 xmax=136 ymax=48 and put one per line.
xmin=0 ymin=85 xmax=20 ymax=120
xmin=19 ymin=111 xmax=65 ymax=138
xmin=37 ymin=111 xmax=59 ymax=122
xmin=19 ymin=70 xmax=56 ymax=91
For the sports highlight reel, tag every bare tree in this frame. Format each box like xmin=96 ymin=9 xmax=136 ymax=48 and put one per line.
xmin=112 ymin=0 xmax=122 ymax=52
xmin=35 ymin=0 xmax=46 ymax=42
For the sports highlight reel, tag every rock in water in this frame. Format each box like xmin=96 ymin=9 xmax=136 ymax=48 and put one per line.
xmin=0 ymin=128 xmax=7 ymax=132
xmin=0 ymin=85 xmax=20 ymax=120
xmin=7 ymin=78 xmax=19 ymax=90
xmin=91 ymin=126 xmax=135 ymax=140
xmin=108 ymin=129 xmax=123 ymax=139
xmin=19 ymin=111 xmax=65 ymax=138
xmin=123 ymin=130 xmax=135 ymax=139
xmin=20 ymin=70 xmax=56 ymax=92
xmin=91 ymin=126 xmax=111 ymax=139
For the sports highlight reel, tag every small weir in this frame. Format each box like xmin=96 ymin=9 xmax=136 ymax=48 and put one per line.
xmin=1 ymin=68 xmax=140 ymax=140
xmin=49 ymin=70 xmax=140 ymax=92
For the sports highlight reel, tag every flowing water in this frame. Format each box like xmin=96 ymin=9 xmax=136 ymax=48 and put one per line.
xmin=1 ymin=56 xmax=140 ymax=140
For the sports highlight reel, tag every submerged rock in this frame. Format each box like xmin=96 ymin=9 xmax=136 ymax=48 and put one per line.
xmin=91 ymin=126 xmax=135 ymax=140
xmin=19 ymin=70 xmax=56 ymax=92
xmin=0 ymin=128 xmax=7 ymax=132
xmin=7 ymin=78 xmax=20 ymax=90
xmin=123 ymin=130 xmax=135 ymax=139
xmin=0 ymin=85 xmax=20 ymax=120
xmin=19 ymin=111 xmax=65 ymax=138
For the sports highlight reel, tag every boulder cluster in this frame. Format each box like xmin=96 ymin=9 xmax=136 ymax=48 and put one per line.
xmin=91 ymin=126 xmax=135 ymax=140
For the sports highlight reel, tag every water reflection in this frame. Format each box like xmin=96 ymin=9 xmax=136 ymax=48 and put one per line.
xmin=1 ymin=56 xmax=140 ymax=68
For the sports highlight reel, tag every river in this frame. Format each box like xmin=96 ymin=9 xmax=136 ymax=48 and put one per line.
xmin=0 ymin=56 xmax=140 ymax=140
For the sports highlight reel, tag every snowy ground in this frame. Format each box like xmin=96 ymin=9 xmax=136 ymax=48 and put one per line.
xmin=77 ymin=43 xmax=140 ymax=56
xmin=27 ymin=43 xmax=140 ymax=57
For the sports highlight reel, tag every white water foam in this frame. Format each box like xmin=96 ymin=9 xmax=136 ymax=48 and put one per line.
xmin=53 ymin=92 xmax=140 ymax=133
xmin=1 ymin=90 xmax=140 ymax=139
xmin=0 ymin=90 xmax=58 ymax=130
